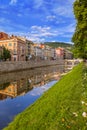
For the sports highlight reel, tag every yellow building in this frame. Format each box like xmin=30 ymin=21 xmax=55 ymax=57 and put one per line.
xmin=0 ymin=32 xmax=26 ymax=61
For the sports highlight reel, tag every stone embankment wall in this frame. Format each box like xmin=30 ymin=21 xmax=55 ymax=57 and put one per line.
xmin=0 ymin=59 xmax=64 ymax=74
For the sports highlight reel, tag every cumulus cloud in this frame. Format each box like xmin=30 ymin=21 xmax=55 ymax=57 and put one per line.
xmin=27 ymin=23 xmax=75 ymax=42
xmin=30 ymin=25 xmax=58 ymax=37
xmin=22 ymin=25 xmax=59 ymax=42
xmin=31 ymin=26 xmax=51 ymax=32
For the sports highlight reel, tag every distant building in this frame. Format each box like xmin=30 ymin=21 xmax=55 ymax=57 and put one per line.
xmin=55 ymin=47 xmax=64 ymax=59
xmin=33 ymin=44 xmax=44 ymax=60
xmin=44 ymin=45 xmax=52 ymax=60
xmin=0 ymin=32 xmax=26 ymax=61
xmin=64 ymin=49 xmax=73 ymax=59
xmin=50 ymin=48 xmax=56 ymax=60
xmin=26 ymin=40 xmax=35 ymax=60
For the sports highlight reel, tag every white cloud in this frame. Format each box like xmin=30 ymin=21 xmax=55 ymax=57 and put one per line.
xmin=17 ymin=13 xmax=23 ymax=17
xmin=31 ymin=26 xmax=51 ymax=34
xmin=28 ymin=37 xmax=45 ymax=43
xmin=45 ymin=0 xmax=74 ymax=18
xmin=52 ymin=23 xmax=75 ymax=40
xmin=52 ymin=6 xmax=73 ymax=17
xmin=10 ymin=0 xmax=17 ymax=5
xmin=29 ymin=24 xmax=75 ymax=42
xmin=30 ymin=26 xmax=58 ymax=37
xmin=46 ymin=15 xmax=56 ymax=21
xmin=22 ymin=25 xmax=58 ymax=42
xmin=0 ymin=17 xmax=27 ymax=31
xmin=33 ymin=0 xmax=44 ymax=9
xmin=67 ymin=0 xmax=75 ymax=4
xmin=61 ymin=23 xmax=76 ymax=33
xmin=62 ymin=34 xmax=73 ymax=38
xmin=0 ymin=18 xmax=10 ymax=24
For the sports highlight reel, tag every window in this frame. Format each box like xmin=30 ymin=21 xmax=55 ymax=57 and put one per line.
xmin=8 ymin=43 xmax=12 ymax=46
xmin=14 ymin=43 xmax=16 ymax=46
xmin=14 ymin=49 xmax=17 ymax=54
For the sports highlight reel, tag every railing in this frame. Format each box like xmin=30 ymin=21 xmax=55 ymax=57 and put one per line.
xmin=64 ymin=59 xmax=82 ymax=72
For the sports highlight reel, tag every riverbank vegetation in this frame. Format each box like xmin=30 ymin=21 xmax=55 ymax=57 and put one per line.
xmin=4 ymin=63 xmax=87 ymax=130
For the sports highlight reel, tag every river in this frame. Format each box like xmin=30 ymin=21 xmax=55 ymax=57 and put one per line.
xmin=0 ymin=65 xmax=63 ymax=130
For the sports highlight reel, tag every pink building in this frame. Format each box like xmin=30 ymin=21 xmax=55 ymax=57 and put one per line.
xmin=55 ymin=47 xmax=64 ymax=59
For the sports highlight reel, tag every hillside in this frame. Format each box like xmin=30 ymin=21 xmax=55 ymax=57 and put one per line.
xmin=4 ymin=63 xmax=87 ymax=130
xmin=45 ymin=42 xmax=73 ymax=49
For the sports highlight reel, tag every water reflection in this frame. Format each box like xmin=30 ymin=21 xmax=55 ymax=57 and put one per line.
xmin=0 ymin=78 xmax=33 ymax=100
xmin=0 ymin=65 xmax=62 ymax=129
xmin=0 ymin=65 xmax=61 ymax=100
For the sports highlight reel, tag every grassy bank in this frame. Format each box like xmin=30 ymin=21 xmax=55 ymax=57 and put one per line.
xmin=4 ymin=63 xmax=87 ymax=130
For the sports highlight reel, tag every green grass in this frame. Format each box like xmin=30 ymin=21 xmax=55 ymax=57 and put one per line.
xmin=3 ymin=63 xmax=87 ymax=130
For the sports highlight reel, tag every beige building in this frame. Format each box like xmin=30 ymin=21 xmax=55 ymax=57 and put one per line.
xmin=44 ymin=45 xmax=52 ymax=60
xmin=0 ymin=32 xmax=26 ymax=61
xmin=64 ymin=49 xmax=73 ymax=59
xmin=26 ymin=40 xmax=35 ymax=60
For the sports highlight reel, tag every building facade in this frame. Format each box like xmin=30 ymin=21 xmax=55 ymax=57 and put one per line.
xmin=0 ymin=32 xmax=26 ymax=61
xmin=64 ymin=49 xmax=73 ymax=59
xmin=55 ymin=47 xmax=64 ymax=59
xmin=26 ymin=40 xmax=35 ymax=60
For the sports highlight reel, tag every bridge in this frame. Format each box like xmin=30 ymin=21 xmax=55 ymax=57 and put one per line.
xmin=64 ymin=59 xmax=82 ymax=72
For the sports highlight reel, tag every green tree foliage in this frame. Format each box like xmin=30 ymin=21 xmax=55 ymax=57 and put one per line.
xmin=1 ymin=47 xmax=11 ymax=61
xmin=72 ymin=0 xmax=87 ymax=59
xmin=45 ymin=42 xmax=73 ymax=49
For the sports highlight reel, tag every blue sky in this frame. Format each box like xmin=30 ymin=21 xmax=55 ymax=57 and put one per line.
xmin=0 ymin=0 xmax=75 ymax=43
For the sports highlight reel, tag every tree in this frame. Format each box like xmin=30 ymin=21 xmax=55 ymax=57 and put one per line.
xmin=72 ymin=0 xmax=87 ymax=59
xmin=1 ymin=47 xmax=11 ymax=61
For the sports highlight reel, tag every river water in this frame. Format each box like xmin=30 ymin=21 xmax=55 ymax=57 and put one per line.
xmin=0 ymin=65 xmax=63 ymax=130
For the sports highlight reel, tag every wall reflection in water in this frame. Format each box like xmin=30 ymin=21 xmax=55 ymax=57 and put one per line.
xmin=0 ymin=65 xmax=62 ymax=101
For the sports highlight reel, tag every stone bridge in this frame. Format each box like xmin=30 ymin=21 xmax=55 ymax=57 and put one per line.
xmin=64 ymin=59 xmax=82 ymax=72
